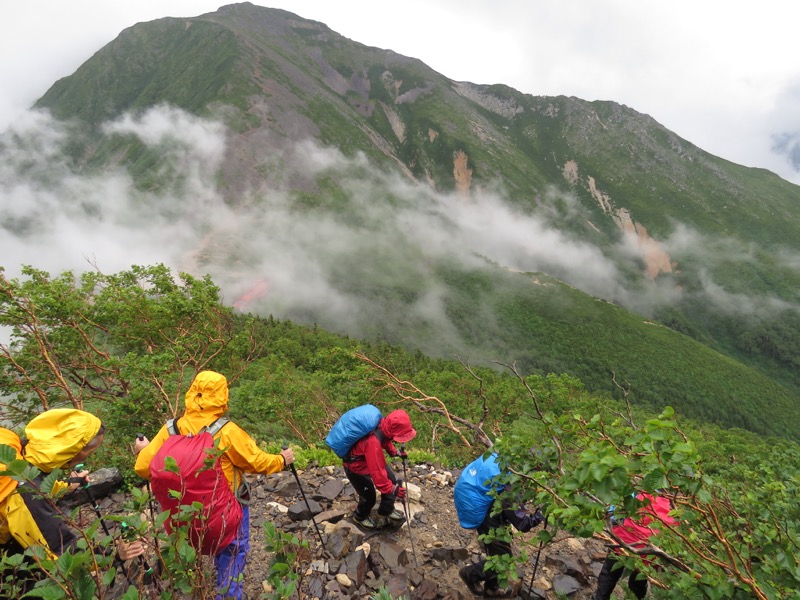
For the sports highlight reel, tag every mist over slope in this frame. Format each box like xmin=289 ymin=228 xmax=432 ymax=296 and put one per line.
xmin=2 ymin=3 xmax=800 ymax=437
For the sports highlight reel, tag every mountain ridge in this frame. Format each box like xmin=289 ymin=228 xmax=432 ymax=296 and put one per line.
xmin=17 ymin=2 xmax=800 ymax=439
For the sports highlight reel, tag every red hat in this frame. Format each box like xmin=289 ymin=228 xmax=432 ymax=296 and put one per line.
xmin=381 ymin=409 xmax=417 ymax=444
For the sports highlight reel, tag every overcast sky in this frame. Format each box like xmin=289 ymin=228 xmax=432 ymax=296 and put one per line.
xmin=2 ymin=1 xmax=800 ymax=186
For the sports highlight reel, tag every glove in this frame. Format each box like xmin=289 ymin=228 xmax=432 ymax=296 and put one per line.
xmin=397 ymin=449 xmax=408 ymax=460
xmin=393 ymin=482 xmax=406 ymax=500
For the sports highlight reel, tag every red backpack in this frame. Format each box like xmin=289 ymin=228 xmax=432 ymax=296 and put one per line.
xmin=149 ymin=417 xmax=243 ymax=555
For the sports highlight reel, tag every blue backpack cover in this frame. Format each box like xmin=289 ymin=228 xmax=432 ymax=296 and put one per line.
xmin=325 ymin=404 xmax=383 ymax=458
xmin=454 ymin=452 xmax=502 ymax=529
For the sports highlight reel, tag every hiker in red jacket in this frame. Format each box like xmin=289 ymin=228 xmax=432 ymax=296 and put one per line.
xmin=591 ymin=492 xmax=677 ymax=600
xmin=343 ymin=409 xmax=416 ymax=529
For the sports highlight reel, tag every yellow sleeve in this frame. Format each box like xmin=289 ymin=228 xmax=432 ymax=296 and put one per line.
xmin=2 ymin=493 xmax=57 ymax=559
xmin=134 ymin=425 xmax=170 ymax=480
xmin=219 ymin=424 xmax=285 ymax=476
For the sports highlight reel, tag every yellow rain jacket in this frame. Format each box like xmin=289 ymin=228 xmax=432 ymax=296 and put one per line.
xmin=0 ymin=427 xmax=24 ymax=546
xmin=135 ymin=371 xmax=285 ymax=492
xmin=0 ymin=428 xmax=24 ymax=503
xmin=1 ymin=409 xmax=103 ymax=557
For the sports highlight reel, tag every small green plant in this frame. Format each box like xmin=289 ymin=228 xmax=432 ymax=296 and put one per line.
xmin=262 ymin=521 xmax=310 ymax=599
xmin=479 ymin=525 xmax=527 ymax=589
xmin=370 ymin=588 xmax=407 ymax=600
xmin=292 ymin=444 xmax=339 ymax=469
xmin=405 ymin=448 xmax=436 ymax=465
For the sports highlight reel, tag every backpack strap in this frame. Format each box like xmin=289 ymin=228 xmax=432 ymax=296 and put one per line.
xmin=166 ymin=417 xmax=230 ymax=437
xmin=197 ymin=417 xmax=247 ymax=503
xmin=205 ymin=417 xmax=230 ymax=437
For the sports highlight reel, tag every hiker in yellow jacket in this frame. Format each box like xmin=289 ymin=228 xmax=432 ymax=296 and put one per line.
xmin=134 ymin=370 xmax=294 ymax=600
xmin=0 ymin=409 xmax=145 ymax=592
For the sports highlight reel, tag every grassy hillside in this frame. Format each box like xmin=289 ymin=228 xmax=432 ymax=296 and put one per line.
xmin=26 ymin=3 xmax=800 ymax=439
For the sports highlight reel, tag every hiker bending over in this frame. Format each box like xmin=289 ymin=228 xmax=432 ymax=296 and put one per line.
xmin=0 ymin=409 xmax=144 ymax=594
xmin=591 ymin=492 xmax=677 ymax=600
xmin=455 ymin=452 xmax=544 ymax=598
xmin=343 ymin=409 xmax=416 ymax=529
xmin=134 ymin=370 xmax=294 ymax=600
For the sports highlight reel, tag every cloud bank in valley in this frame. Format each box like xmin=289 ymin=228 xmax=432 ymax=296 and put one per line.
xmin=1 ymin=106 xmax=798 ymax=358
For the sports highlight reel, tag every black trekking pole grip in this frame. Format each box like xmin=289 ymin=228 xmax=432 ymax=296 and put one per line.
xmin=72 ymin=464 xmax=112 ymax=537
xmin=282 ymin=444 xmax=328 ymax=555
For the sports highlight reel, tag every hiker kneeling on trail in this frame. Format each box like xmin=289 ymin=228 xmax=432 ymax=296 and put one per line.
xmin=0 ymin=409 xmax=145 ymax=594
xmin=133 ymin=370 xmax=294 ymax=600
xmin=341 ymin=408 xmax=416 ymax=530
xmin=454 ymin=452 xmax=544 ymax=598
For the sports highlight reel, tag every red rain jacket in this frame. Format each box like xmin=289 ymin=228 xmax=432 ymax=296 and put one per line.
xmin=343 ymin=411 xmax=412 ymax=494
xmin=613 ymin=493 xmax=677 ymax=556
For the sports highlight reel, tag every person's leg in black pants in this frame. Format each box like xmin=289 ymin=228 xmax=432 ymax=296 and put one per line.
xmin=627 ymin=569 xmax=648 ymax=599
xmin=463 ymin=511 xmax=512 ymax=593
xmin=344 ymin=468 xmax=376 ymax=520
xmin=592 ymin=554 xmax=627 ymax=600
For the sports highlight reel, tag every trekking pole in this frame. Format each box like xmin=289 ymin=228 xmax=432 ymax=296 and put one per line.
xmin=282 ymin=444 xmax=328 ymax=555
xmin=70 ymin=464 xmax=131 ymax=586
xmin=527 ymin=514 xmax=547 ymax=599
xmin=72 ymin=464 xmax=114 ymax=537
xmin=399 ymin=446 xmax=419 ymax=567
xmin=121 ymin=520 xmax=162 ymax=592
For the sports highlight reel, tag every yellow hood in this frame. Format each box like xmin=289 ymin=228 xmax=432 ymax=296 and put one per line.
xmin=184 ymin=371 xmax=229 ymax=419
xmin=24 ymin=409 xmax=102 ymax=472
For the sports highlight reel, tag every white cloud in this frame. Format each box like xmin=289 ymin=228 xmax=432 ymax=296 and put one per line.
xmin=2 ymin=106 xmax=798 ymax=364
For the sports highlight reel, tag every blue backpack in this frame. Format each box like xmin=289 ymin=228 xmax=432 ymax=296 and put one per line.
xmin=325 ymin=404 xmax=383 ymax=459
xmin=454 ymin=452 xmax=502 ymax=529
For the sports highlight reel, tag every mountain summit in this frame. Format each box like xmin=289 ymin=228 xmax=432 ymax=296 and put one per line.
xmin=22 ymin=3 xmax=800 ymax=439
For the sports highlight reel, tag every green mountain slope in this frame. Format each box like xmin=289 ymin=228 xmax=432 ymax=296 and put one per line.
xmin=26 ymin=3 xmax=800 ymax=438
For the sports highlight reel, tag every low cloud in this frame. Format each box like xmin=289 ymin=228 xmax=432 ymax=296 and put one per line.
xmin=772 ymin=132 xmax=800 ymax=172
xmin=768 ymin=79 xmax=800 ymax=173
xmin=1 ymin=106 xmax=797 ymax=358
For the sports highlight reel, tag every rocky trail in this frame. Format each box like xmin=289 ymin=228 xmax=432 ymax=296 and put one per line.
xmin=72 ymin=461 xmax=618 ymax=599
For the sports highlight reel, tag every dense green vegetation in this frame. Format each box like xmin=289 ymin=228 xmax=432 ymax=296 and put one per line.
xmin=27 ymin=4 xmax=800 ymax=423
xmin=36 ymin=19 xmax=257 ymax=125
xmin=2 ymin=264 xmax=799 ymax=598
xmin=26 ymin=4 xmax=800 ymax=428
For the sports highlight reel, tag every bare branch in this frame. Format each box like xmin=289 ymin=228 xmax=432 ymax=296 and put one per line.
xmin=611 ymin=371 xmax=636 ymax=428
xmin=495 ymin=360 xmax=565 ymax=473
xmin=358 ymin=352 xmax=493 ymax=449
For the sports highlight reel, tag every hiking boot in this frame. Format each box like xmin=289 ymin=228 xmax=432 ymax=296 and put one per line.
xmin=459 ymin=566 xmax=482 ymax=595
xmin=386 ymin=509 xmax=405 ymax=522
xmin=352 ymin=515 xmax=379 ymax=529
